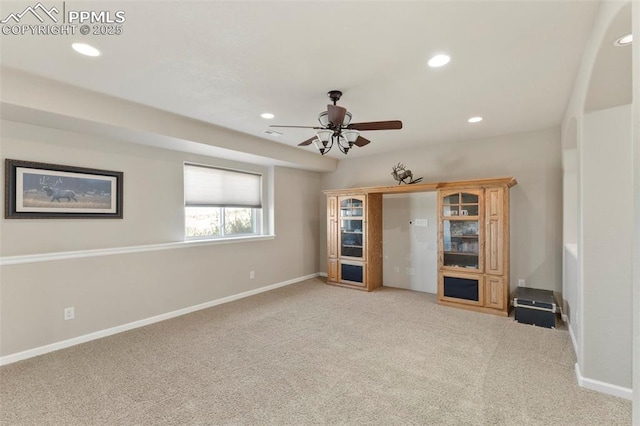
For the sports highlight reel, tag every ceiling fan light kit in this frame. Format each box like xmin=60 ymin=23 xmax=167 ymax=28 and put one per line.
xmin=343 ymin=129 xmax=360 ymax=143
xmin=270 ymin=90 xmax=403 ymax=155
xmin=318 ymin=110 xmax=352 ymax=127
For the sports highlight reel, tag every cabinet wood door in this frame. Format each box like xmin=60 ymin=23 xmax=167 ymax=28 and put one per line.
xmin=328 ymin=196 xmax=338 ymax=219
xmin=485 ymin=187 xmax=504 ymax=275
xmin=484 ymin=275 xmax=505 ymax=310
xmin=328 ymin=259 xmax=338 ymax=282
xmin=327 ymin=196 xmax=338 ymax=259
xmin=328 ymin=222 xmax=338 ymax=258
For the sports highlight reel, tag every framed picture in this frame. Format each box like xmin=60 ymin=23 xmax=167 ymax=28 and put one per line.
xmin=5 ymin=159 xmax=123 ymax=219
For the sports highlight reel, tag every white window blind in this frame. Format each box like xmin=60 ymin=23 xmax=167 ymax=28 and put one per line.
xmin=184 ymin=164 xmax=262 ymax=208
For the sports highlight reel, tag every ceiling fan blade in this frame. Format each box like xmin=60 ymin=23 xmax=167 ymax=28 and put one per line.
xmin=328 ymin=104 xmax=347 ymax=126
xmin=354 ymin=135 xmax=371 ymax=147
xmin=298 ymin=136 xmax=318 ymax=146
xmin=348 ymin=120 xmax=403 ymax=131
xmin=270 ymin=125 xmax=323 ymax=129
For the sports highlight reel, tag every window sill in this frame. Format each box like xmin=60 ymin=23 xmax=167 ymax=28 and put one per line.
xmin=183 ymin=235 xmax=275 ymax=246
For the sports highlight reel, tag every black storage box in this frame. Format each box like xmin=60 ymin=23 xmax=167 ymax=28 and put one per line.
xmin=513 ymin=287 xmax=557 ymax=328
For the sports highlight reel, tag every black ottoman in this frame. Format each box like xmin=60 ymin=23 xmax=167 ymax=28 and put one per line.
xmin=513 ymin=287 xmax=557 ymax=328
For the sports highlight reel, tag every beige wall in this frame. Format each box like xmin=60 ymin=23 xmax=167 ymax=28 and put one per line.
xmin=1 ymin=68 xmax=337 ymax=173
xmin=560 ymin=1 xmax=634 ymax=395
xmin=633 ymin=1 xmax=640 ymax=420
xmin=382 ymin=193 xmax=438 ymax=294
xmin=0 ymin=120 xmax=271 ymax=255
xmin=581 ymin=105 xmax=633 ymax=389
xmin=0 ymin=120 xmax=321 ymax=357
xmin=321 ymin=127 xmax=563 ymax=295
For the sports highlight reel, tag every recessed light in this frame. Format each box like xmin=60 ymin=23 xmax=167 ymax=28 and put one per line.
xmin=71 ymin=43 xmax=100 ymax=57
xmin=264 ymin=129 xmax=282 ymax=137
xmin=614 ymin=33 xmax=632 ymax=46
xmin=261 ymin=113 xmax=275 ymax=119
xmin=468 ymin=117 xmax=483 ymax=123
xmin=428 ymin=54 xmax=450 ymax=68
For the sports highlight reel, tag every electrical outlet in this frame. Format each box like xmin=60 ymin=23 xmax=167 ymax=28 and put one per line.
xmin=249 ymin=271 xmax=255 ymax=279
xmin=406 ymin=267 xmax=415 ymax=276
xmin=64 ymin=307 xmax=75 ymax=320
xmin=394 ymin=266 xmax=400 ymax=273
xmin=518 ymin=279 xmax=525 ymax=287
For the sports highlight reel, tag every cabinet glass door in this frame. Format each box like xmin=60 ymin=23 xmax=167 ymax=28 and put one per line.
xmin=442 ymin=192 xmax=479 ymax=217
xmin=340 ymin=198 xmax=364 ymax=259
xmin=442 ymin=192 xmax=481 ymax=270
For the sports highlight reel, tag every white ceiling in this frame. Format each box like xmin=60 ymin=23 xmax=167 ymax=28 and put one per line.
xmin=0 ymin=1 xmax=602 ymax=159
xmin=585 ymin=2 xmax=632 ymax=112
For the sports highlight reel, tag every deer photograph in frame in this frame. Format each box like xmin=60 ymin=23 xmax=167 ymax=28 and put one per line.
xmin=4 ymin=159 xmax=123 ymax=219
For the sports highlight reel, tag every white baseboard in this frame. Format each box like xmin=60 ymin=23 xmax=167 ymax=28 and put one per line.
xmin=0 ymin=273 xmax=320 ymax=366
xmin=318 ymin=272 xmax=328 ymax=277
xmin=567 ymin=320 xmax=578 ymax=358
xmin=574 ymin=363 xmax=632 ymax=400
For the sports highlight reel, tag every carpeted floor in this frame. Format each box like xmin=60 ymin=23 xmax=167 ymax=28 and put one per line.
xmin=0 ymin=278 xmax=631 ymax=425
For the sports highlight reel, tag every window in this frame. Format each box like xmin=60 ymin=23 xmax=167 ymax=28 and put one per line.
xmin=184 ymin=163 xmax=262 ymax=239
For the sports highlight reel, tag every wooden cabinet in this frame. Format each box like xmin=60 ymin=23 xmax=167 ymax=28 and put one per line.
xmin=326 ymin=193 xmax=382 ymax=291
xmin=437 ymin=183 xmax=513 ymax=316
xmin=324 ymin=177 xmax=515 ymax=310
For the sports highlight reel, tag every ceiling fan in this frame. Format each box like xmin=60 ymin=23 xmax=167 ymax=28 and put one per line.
xmin=270 ymin=90 xmax=403 ymax=155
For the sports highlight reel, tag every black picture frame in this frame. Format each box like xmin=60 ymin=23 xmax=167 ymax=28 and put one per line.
xmin=5 ymin=159 xmax=123 ymax=219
